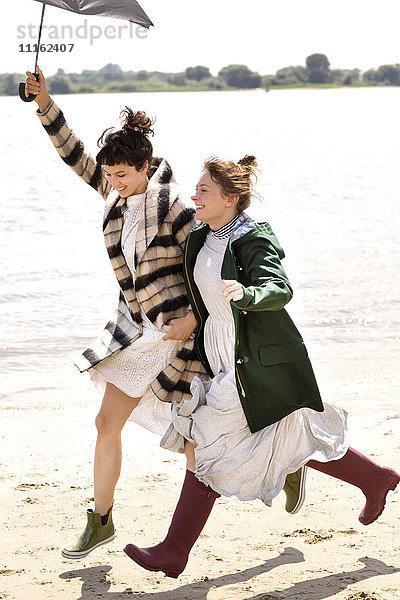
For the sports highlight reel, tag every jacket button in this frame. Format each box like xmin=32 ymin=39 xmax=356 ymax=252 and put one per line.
xmin=236 ymin=356 xmax=249 ymax=365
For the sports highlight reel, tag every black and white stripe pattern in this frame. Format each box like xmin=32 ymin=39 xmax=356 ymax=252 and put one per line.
xmin=212 ymin=215 xmax=240 ymax=239
xmin=37 ymin=101 xmax=207 ymax=403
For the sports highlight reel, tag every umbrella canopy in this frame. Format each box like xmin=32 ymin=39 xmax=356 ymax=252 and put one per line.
xmin=20 ymin=0 xmax=153 ymax=101
xmin=32 ymin=0 xmax=153 ymax=28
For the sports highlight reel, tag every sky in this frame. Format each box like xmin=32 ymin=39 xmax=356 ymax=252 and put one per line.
xmin=2 ymin=0 xmax=400 ymax=77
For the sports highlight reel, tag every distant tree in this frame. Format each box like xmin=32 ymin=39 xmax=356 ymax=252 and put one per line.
xmin=377 ymin=64 xmax=400 ymax=85
xmin=99 ymin=63 xmax=123 ymax=81
xmin=48 ymin=76 xmax=72 ymax=94
xmin=78 ymin=84 xmax=96 ymax=93
xmin=363 ymin=65 xmax=400 ymax=85
xmin=168 ymin=74 xmax=187 ymax=86
xmin=185 ymin=66 xmax=211 ymax=81
xmin=107 ymin=82 xmax=137 ymax=92
xmin=330 ymin=68 xmax=361 ymax=86
xmin=206 ymin=78 xmax=223 ymax=90
xmin=263 ymin=75 xmax=274 ymax=89
xmin=69 ymin=73 xmax=82 ymax=84
xmin=342 ymin=69 xmax=361 ymax=85
xmin=117 ymin=82 xmax=137 ymax=92
xmin=56 ymin=68 xmax=65 ymax=76
xmin=363 ymin=68 xmax=383 ymax=84
xmin=137 ymin=70 xmax=149 ymax=81
xmin=3 ymin=74 xmax=17 ymax=95
xmin=343 ymin=69 xmax=361 ymax=85
xmin=306 ymin=53 xmax=332 ymax=83
xmin=218 ymin=65 xmax=261 ymax=88
xmin=272 ymin=65 xmax=308 ymax=85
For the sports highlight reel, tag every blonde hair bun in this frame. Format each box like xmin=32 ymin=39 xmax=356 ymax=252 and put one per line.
xmin=238 ymin=155 xmax=257 ymax=168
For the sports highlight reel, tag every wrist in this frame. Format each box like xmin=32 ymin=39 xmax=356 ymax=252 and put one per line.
xmin=37 ymin=95 xmax=52 ymax=113
xmin=186 ymin=310 xmax=197 ymax=328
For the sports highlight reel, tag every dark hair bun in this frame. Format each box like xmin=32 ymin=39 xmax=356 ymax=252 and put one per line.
xmin=120 ymin=106 xmax=155 ymax=137
xmin=238 ymin=155 xmax=257 ymax=168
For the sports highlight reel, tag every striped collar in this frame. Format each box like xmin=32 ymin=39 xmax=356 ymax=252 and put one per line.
xmin=192 ymin=211 xmax=259 ymax=243
xmin=211 ymin=214 xmax=240 ymax=239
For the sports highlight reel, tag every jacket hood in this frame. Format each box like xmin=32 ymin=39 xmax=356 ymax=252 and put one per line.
xmin=230 ymin=213 xmax=285 ymax=260
xmin=191 ymin=213 xmax=285 ymax=260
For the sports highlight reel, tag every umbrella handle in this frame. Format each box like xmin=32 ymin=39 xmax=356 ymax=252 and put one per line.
xmin=19 ymin=73 xmax=39 ymax=103
xmin=19 ymin=4 xmax=46 ymax=103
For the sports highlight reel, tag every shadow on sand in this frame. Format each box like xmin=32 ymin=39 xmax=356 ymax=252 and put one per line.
xmin=59 ymin=548 xmax=398 ymax=600
xmin=243 ymin=556 xmax=399 ymax=600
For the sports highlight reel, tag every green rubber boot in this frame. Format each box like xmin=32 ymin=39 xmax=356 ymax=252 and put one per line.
xmin=61 ymin=508 xmax=116 ymax=560
xmin=283 ymin=466 xmax=307 ymax=514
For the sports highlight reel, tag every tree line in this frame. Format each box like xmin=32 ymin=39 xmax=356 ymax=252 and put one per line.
xmin=265 ymin=54 xmax=400 ymax=87
xmin=2 ymin=54 xmax=400 ymax=95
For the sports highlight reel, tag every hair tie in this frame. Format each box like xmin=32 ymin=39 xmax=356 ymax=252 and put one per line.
xmin=125 ymin=124 xmax=135 ymax=130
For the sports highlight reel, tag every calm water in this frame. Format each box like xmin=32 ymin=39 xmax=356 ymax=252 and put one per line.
xmin=1 ymin=88 xmax=400 ymax=412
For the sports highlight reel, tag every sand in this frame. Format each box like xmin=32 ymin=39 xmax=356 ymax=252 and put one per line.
xmin=1 ymin=388 xmax=399 ymax=600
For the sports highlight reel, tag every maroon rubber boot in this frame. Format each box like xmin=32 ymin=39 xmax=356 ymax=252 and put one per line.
xmin=124 ymin=470 xmax=220 ymax=578
xmin=308 ymin=447 xmax=400 ymax=525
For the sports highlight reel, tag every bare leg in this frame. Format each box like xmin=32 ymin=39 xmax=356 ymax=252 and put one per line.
xmin=94 ymin=383 xmax=140 ymax=515
xmin=184 ymin=441 xmax=196 ymax=473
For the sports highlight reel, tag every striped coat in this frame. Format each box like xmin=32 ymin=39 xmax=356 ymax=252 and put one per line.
xmin=36 ymin=100 xmax=207 ymax=403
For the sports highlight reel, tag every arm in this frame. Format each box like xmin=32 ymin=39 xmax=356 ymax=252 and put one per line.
xmin=229 ymin=236 xmax=293 ymax=312
xmin=162 ymin=198 xmax=197 ymax=341
xmin=162 ymin=311 xmax=197 ymax=341
xmin=170 ymin=198 xmax=196 ymax=253
xmin=26 ymin=67 xmax=111 ymax=200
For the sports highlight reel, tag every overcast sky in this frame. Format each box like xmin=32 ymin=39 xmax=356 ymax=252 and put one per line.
xmin=3 ymin=0 xmax=400 ymax=76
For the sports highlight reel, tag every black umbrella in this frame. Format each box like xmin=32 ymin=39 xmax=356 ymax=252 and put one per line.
xmin=19 ymin=0 xmax=153 ymax=102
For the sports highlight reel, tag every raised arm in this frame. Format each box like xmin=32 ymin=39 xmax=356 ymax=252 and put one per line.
xmin=25 ymin=67 xmax=111 ymax=200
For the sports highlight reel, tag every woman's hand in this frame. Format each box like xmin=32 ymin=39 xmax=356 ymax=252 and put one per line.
xmin=222 ymin=279 xmax=244 ymax=302
xmin=25 ymin=66 xmax=51 ymax=112
xmin=163 ymin=311 xmax=197 ymax=342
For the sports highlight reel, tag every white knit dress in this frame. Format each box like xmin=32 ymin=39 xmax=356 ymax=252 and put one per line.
xmin=91 ymin=192 xmax=182 ymax=436
xmin=161 ymin=230 xmax=349 ymax=505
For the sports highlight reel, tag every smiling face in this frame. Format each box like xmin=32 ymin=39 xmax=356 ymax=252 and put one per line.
xmin=103 ymin=161 xmax=148 ymax=197
xmin=191 ymin=170 xmax=239 ymax=230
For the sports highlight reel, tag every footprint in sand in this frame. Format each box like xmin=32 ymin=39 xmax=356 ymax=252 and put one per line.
xmin=15 ymin=483 xmax=48 ymax=491
xmin=347 ymin=592 xmax=382 ymax=600
xmin=15 ymin=482 xmax=59 ymax=491
xmin=282 ymin=528 xmax=334 ymax=544
xmin=0 ymin=569 xmax=25 ymax=576
xmin=21 ymin=497 xmax=40 ymax=504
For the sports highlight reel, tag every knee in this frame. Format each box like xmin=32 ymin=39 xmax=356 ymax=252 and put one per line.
xmin=95 ymin=411 xmax=122 ymax=437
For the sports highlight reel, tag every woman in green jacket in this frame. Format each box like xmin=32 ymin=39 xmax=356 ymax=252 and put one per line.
xmin=124 ymin=155 xmax=400 ymax=578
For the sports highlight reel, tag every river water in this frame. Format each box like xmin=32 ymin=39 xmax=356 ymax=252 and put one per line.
xmin=1 ymin=88 xmax=399 ymax=414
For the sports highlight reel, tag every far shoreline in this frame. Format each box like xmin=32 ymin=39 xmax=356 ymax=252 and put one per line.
xmin=1 ymin=83 xmax=396 ymax=97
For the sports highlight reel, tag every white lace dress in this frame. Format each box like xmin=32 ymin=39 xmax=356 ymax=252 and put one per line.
xmin=161 ymin=231 xmax=349 ymax=505
xmin=90 ymin=192 xmax=183 ymax=436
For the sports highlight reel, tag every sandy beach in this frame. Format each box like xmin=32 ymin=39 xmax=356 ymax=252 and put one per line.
xmin=1 ymin=87 xmax=400 ymax=600
xmin=1 ymin=381 xmax=399 ymax=600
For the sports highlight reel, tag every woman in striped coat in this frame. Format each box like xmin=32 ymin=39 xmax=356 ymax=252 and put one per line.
xmin=25 ymin=67 xmax=206 ymax=560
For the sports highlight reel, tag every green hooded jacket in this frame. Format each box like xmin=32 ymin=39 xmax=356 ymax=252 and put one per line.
xmin=183 ymin=213 xmax=324 ymax=434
